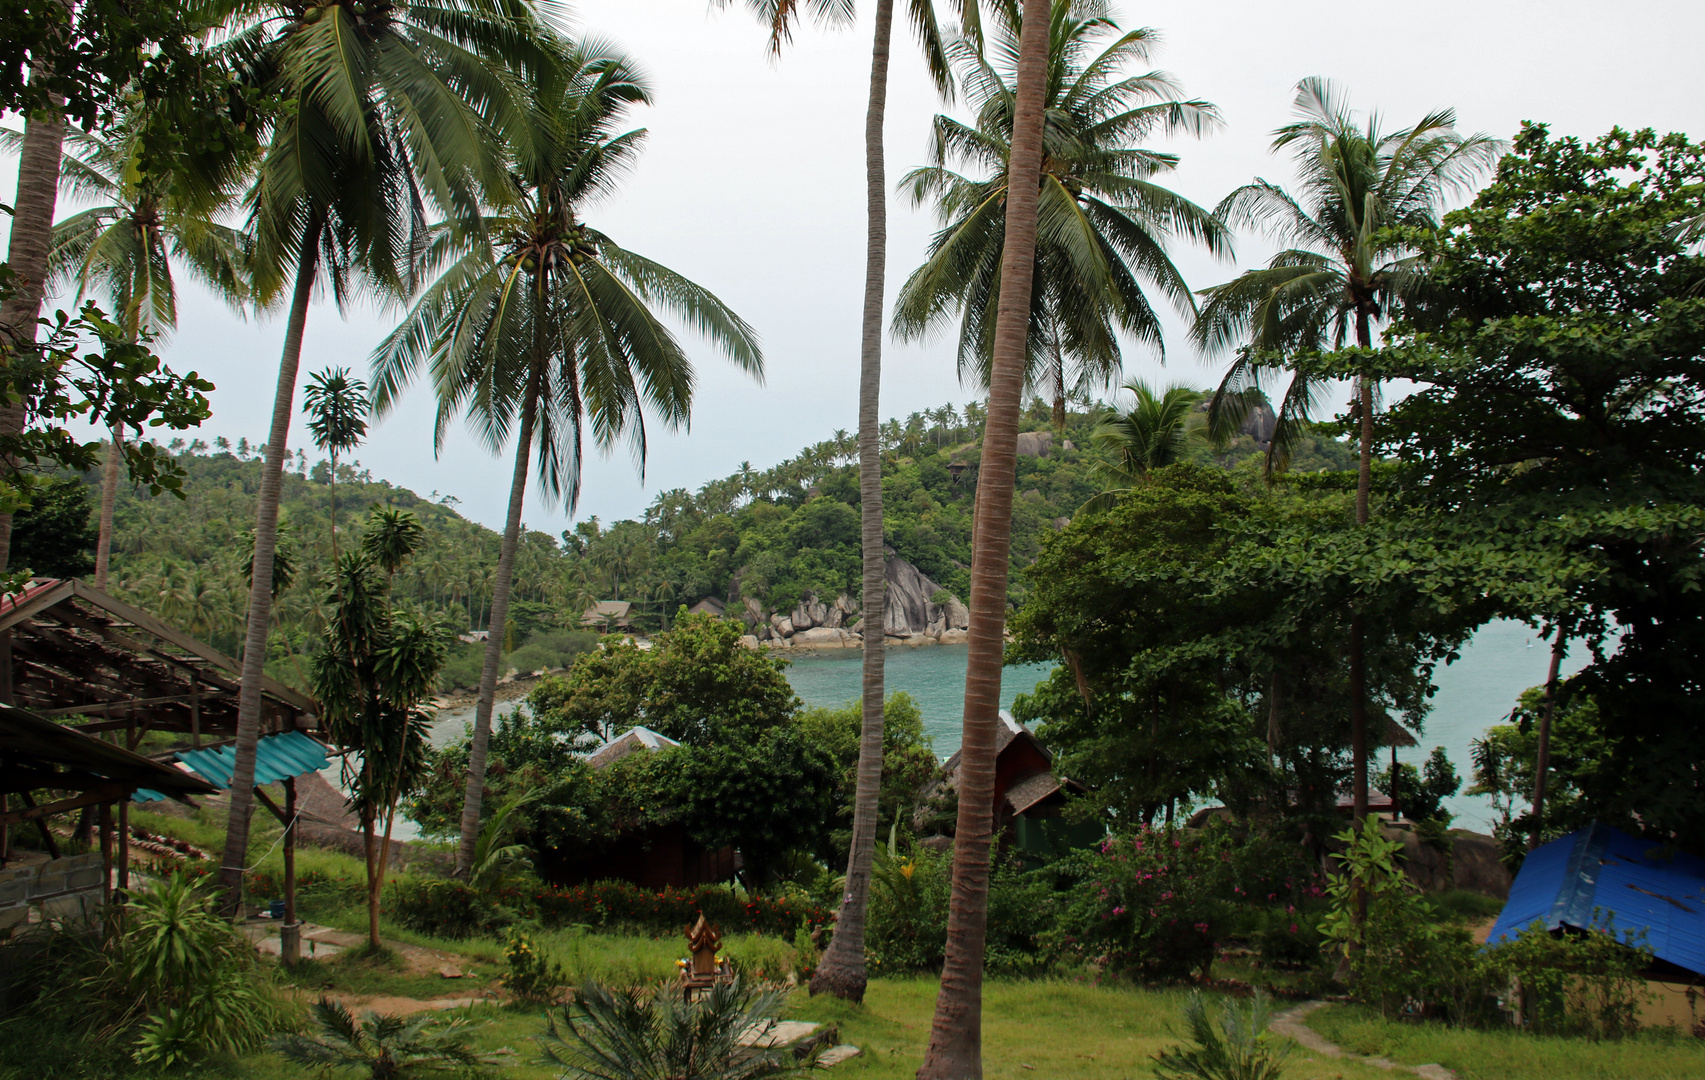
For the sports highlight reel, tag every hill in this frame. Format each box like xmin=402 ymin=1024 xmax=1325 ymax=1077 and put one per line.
xmin=21 ymin=391 xmax=1355 ymax=689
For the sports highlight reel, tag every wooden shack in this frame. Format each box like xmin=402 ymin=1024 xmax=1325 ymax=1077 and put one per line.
xmin=0 ymin=579 xmax=324 ymax=956
xmin=926 ymin=711 xmax=1097 ymax=854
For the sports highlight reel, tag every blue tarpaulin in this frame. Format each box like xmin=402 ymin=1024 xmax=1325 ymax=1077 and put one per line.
xmin=1487 ymin=822 xmax=1705 ymax=980
xmin=133 ymin=730 xmax=328 ymax=803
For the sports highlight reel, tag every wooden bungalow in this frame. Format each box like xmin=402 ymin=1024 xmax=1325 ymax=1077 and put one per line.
xmin=581 ymin=601 xmax=634 ymax=632
xmin=536 ymin=726 xmax=738 ymax=890
xmin=925 ymin=711 xmax=1097 ymax=854
xmin=0 ymin=578 xmax=324 ymax=957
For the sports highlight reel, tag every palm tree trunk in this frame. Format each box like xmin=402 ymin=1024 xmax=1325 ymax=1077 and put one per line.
xmin=811 ymin=0 xmax=894 ymax=1006
xmin=94 ymin=431 xmax=121 ymax=589
xmin=1529 ymin=627 xmax=1567 ymax=850
xmin=217 ymin=219 xmax=321 ymax=915
xmin=455 ymin=354 xmax=543 ymax=876
xmin=917 ymin=3 xmax=1049 ymax=1077
xmin=363 ymin=807 xmax=380 ymax=949
xmin=0 ymin=84 xmax=69 ymax=573
xmin=1349 ymin=310 xmax=1374 ymax=824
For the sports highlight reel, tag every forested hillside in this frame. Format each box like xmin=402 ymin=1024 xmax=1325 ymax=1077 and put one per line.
xmin=22 ymin=391 xmax=1354 ymax=690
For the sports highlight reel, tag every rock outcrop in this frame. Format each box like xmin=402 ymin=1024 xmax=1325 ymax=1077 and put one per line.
xmin=1015 ymin=430 xmax=1054 ymax=458
xmin=723 ymin=553 xmax=971 ymax=650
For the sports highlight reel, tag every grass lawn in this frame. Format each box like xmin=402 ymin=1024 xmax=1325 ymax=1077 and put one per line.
xmin=1309 ymin=1002 xmax=1705 ymax=1080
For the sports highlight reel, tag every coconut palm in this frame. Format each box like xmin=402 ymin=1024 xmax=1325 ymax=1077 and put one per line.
xmin=303 ymin=367 xmax=372 ymax=561
xmin=211 ymin=0 xmax=552 ymax=913
xmin=895 ymin=6 xmax=1227 ymax=434
xmin=716 ymin=0 xmax=962 ymax=1003
xmin=370 ymin=41 xmax=763 ymax=878
xmin=1078 ymin=380 xmax=1200 ymax=512
xmin=917 ymin=0 xmax=1051 ymax=1072
xmin=1 ymin=115 xmax=251 ymax=588
xmin=1192 ymin=78 xmax=1497 ymax=822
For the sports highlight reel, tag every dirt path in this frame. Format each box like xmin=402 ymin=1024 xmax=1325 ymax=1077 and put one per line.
xmin=253 ymin=922 xmax=504 ymax=1016
xmin=1271 ymin=1001 xmax=1456 ymax=1080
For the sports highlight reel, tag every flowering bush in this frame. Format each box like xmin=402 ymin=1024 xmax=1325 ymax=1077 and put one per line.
xmin=1047 ymin=826 xmax=1230 ymax=980
xmin=503 ymin=929 xmax=567 ymax=1004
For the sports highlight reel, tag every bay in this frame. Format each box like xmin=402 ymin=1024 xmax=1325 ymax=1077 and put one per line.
xmin=782 ymin=619 xmax=1589 ymax=832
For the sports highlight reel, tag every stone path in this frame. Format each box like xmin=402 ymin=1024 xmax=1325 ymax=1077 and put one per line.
xmin=1270 ymin=1002 xmax=1455 ymax=1080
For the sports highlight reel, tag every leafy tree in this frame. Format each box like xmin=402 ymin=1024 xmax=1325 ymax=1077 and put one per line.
xmin=1193 ymin=78 xmax=1497 ymax=824
xmin=1374 ymin=125 xmax=1705 ymax=851
xmin=215 ymin=0 xmax=551 ymax=912
xmin=894 ymin=5 xmax=1226 ymax=432
xmin=796 ymin=692 xmax=940 ymax=854
xmin=1374 ymin=746 xmax=1460 ymax=825
xmin=312 ymin=511 xmax=447 ymax=949
xmin=9 ymin=474 xmax=96 ymax=579
xmin=371 ymin=37 xmax=763 ymax=881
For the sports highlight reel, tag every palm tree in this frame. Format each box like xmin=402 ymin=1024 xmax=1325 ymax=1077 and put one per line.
xmin=1078 ymin=380 xmax=1199 ymax=512
xmin=717 ymin=0 xmax=960 ymax=1004
xmin=371 ymin=41 xmax=763 ymax=878
xmin=894 ymin=6 xmax=1227 ymax=434
xmin=212 ymin=0 xmax=549 ymax=914
xmin=1192 ymin=78 xmax=1497 ymax=821
xmin=303 ymin=367 xmax=371 ymax=561
xmin=919 ymin=0 xmax=1052 ymax=1073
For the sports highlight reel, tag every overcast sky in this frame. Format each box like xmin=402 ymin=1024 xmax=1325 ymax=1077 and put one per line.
xmin=12 ymin=0 xmax=1705 ymax=535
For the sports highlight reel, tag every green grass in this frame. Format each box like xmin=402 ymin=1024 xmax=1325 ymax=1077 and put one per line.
xmin=1309 ymin=1002 xmax=1705 ymax=1080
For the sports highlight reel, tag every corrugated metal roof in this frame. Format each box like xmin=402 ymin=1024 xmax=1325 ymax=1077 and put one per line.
xmin=133 ymin=731 xmax=329 ymax=802
xmin=1487 ymin=822 xmax=1705 ymax=979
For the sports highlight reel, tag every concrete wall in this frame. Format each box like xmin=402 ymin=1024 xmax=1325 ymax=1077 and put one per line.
xmin=0 ymin=852 xmax=106 ymax=934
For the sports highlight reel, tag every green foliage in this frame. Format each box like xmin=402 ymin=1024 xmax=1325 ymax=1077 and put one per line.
xmin=272 ymin=997 xmax=508 ymax=1078
xmin=1489 ymin=918 xmax=1655 ymax=1040
xmin=503 ymin=929 xmax=567 ymax=1005
xmin=9 ymin=475 xmax=97 ymax=579
xmin=0 ymin=871 xmax=286 ymax=1070
xmin=1153 ymin=991 xmax=1292 ymax=1080
xmin=794 ymin=692 xmax=939 ymax=855
xmin=1470 ymin=689 xmax=1607 ymax=862
xmin=540 ymin=978 xmax=816 ymax=1080
xmin=1376 ymin=746 xmax=1462 ymax=825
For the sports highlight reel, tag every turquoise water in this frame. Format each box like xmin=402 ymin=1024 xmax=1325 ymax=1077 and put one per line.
xmin=783 ymin=619 xmax=1588 ymax=832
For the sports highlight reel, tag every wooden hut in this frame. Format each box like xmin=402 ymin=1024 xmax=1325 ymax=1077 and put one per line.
xmin=927 ymin=711 xmax=1096 ymax=854
xmin=0 ymin=579 xmax=323 ymax=957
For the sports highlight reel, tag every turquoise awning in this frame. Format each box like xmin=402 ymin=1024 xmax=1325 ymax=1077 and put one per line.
xmin=133 ymin=730 xmax=328 ymax=802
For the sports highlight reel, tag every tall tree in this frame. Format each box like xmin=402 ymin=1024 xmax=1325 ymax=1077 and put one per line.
xmin=1192 ymin=78 xmax=1496 ymax=822
xmin=712 ymin=0 xmax=959 ymax=1003
xmin=303 ymin=367 xmax=371 ymax=561
xmin=894 ymin=5 xmax=1226 ymax=432
xmin=313 ymin=511 xmax=445 ymax=949
xmin=214 ymin=0 xmax=547 ymax=914
xmin=918 ymin=0 xmax=1049 ymax=1074
xmin=371 ymin=39 xmax=763 ymax=879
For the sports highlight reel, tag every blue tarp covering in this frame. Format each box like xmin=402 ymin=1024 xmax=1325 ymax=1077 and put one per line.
xmin=1486 ymin=822 xmax=1705 ymax=979
xmin=133 ymin=730 xmax=328 ymax=803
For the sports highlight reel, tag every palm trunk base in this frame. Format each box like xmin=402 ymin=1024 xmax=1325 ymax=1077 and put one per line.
xmin=808 ymin=957 xmax=867 ymax=1002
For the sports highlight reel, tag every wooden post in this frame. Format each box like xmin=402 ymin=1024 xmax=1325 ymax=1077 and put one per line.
xmin=281 ymin=776 xmax=299 ymax=964
xmin=18 ymin=792 xmax=60 ymax=859
xmin=116 ymin=798 xmax=129 ymax=894
xmin=1390 ymin=744 xmax=1401 ymax=821
xmin=190 ymin=683 xmax=201 ymax=747
xmin=1530 ymin=629 xmax=1568 ymax=851
xmin=98 ymin=802 xmax=113 ymax=899
xmin=1 ymin=793 xmax=9 ymax=864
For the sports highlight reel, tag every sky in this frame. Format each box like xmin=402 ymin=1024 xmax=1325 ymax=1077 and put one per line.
xmin=10 ymin=0 xmax=1705 ymax=536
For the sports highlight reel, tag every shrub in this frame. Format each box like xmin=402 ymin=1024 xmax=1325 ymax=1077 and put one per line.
xmin=863 ymin=846 xmax=1051 ymax=975
xmin=274 ymin=997 xmax=508 ymax=1077
xmin=1488 ymin=916 xmax=1654 ymax=1039
xmin=504 ymin=929 xmax=568 ymax=1004
xmin=1153 ymin=990 xmax=1291 ymax=1080
xmin=1048 ymin=827 xmax=1230 ymax=980
xmin=385 ymin=877 xmax=833 ymax=941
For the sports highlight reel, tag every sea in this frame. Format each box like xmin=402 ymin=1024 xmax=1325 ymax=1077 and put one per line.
xmin=782 ymin=619 xmax=1590 ymax=832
